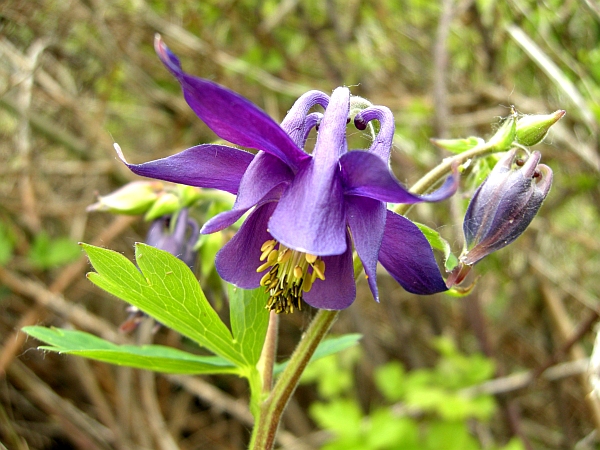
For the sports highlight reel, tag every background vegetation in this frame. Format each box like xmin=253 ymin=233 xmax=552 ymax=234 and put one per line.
xmin=1 ymin=0 xmax=599 ymax=448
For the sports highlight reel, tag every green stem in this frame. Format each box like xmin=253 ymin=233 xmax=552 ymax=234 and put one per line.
xmin=248 ymin=139 xmax=502 ymax=449
xmin=258 ymin=311 xmax=279 ymax=394
xmin=249 ymin=309 xmax=339 ymax=450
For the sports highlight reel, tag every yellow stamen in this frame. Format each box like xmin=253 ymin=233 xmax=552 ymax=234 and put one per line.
xmin=278 ymin=248 xmax=291 ymax=263
xmin=261 ymin=239 xmax=276 ymax=251
xmin=312 ymin=260 xmax=326 ymax=280
xmin=305 ymin=253 xmax=318 ymax=264
xmin=293 ymin=265 xmax=303 ymax=279
xmin=256 ymin=239 xmax=326 ymax=314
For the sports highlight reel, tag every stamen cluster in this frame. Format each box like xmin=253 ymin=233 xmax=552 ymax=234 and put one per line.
xmin=257 ymin=239 xmax=326 ymax=313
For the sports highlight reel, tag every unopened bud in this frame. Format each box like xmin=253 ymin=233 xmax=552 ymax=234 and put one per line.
xmin=487 ymin=113 xmax=517 ymax=152
xmin=178 ymin=184 xmax=202 ymax=207
xmin=87 ymin=181 xmax=162 ymax=215
xmin=145 ymin=209 xmax=200 ymax=269
xmin=144 ymin=192 xmax=180 ymax=221
xmin=515 ymin=110 xmax=565 ymax=146
xmin=461 ymin=149 xmax=552 ymax=265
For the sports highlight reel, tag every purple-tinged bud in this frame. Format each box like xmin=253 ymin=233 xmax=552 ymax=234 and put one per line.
xmin=87 ymin=181 xmax=163 ymax=215
xmin=145 ymin=209 xmax=200 ymax=269
xmin=461 ymin=149 xmax=552 ymax=265
xmin=515 ymin=110 xmax=566 ymax=146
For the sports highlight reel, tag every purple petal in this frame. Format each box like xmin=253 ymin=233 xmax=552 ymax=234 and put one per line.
xmin=214 ymin=202 xmax=276 ymax=289
xmin=353 ymin=106 xmax=395 ymax=162
xmin=301 ymin=112 xmax=323 ymax=148
xmin=303 ymin=233 xmax=356 ymax=310
xmin=155 ymin=36 xmax=308 ymax=171
xmin=340 ymin=150 xmax=457 ymax=203
xmin=345 ymin=195 xmax=386 ymax=302
xmin=202 ymin=184 xmax=285 ymax=234
xmin=268 ymin=162 xmax=347 ymax=255
xmin=378 ymin=210 xmax=447 ymax=295
xmin=268 ymin=88 xmax=350 ymax=255
xmin=312 ymin=87 xmax=350 ymax=164
xmin=279 ymin=91 xmax=329 ymax=147
xmin=116 ymin=143 xmax=253 ymax=194
xmin=201 ymin=152 xmax=292 ymax=233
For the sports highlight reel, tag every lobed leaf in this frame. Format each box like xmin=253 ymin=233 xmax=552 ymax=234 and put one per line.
xmin=23 ymin=326 xmax=238 ymax=375
xmin=82 ymin=243 xmax=244 ymax=366
xmin=228 ymin=284 xmax=270 ymax=366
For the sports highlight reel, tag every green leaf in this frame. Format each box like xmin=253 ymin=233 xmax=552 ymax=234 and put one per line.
xmin=228 ymin=285 xmax=269 ymax=366
xmin=82 ymin=243 xmax=244 ymax=366
xmin=430 ymin=136 xmax=484 ymax=154
xmin=275 ymin=333 xmax=362 ymax=375
xmin=23 ymin=326 xmax=238 ymax=375
xmin=414 ymin=222 xmax=459 ymax=271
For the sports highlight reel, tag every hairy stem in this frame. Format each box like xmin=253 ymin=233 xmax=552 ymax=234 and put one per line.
xmin=249 ymin=309 xmax=339 ymax=450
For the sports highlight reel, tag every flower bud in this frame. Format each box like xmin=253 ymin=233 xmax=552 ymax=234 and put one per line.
xmin=145 ymin=208 xmax=200 ymax=269
xmin=144 ymin=192 xmax=180 ymax=221
xmin=515 ymin=110 xmax=565 ymax=146
xmin=487 ymin=113 xmax=516 ymax=151
xmin=177 ymin=184 xmax=202 ymax=207
xmin=87 ymin=181 xmax=162 ymax=215
xmin=461 ymin=149 xmax=552 ymax=265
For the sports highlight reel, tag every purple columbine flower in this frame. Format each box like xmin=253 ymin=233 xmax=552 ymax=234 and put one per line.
xmin=116 ymin=36 xmax=457 ymax=312
xmin=462 ymin=149 xmax=553 ymax=265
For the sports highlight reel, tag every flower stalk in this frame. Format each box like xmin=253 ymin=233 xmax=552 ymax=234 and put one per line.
xmin=249 ymin=308 xmax=339 ymax=450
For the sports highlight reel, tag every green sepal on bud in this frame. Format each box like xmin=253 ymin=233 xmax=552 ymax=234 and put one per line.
xmin=144 ymin=192 xmax=180 ymax=221
xmin=87 ymin=181 xmax=163 ymax=215
xmin=487 ymin=111 xmax=517 ymax=151
xmin=430 ymin=136 xmax=484 ymax=154
xmin=177 ymin=184 xmax=203 ymax=207
xmin=515 ymin=110 xmax=566 ymax=146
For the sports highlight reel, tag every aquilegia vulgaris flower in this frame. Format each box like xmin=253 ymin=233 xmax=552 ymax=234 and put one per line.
xmin=116 ymin=35 xmax=457 ymax=312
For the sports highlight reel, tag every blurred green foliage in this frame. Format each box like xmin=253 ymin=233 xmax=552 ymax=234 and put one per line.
xmin=304 ymin=338 xmax=522 ymax=450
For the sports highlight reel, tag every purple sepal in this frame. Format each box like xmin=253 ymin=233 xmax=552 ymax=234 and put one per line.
xmin=378 ymin=210 xmax=448 ymax=295
xmin=115 ymin=143 xmax=253 ymax=195
xmin=340 ymin=150 xmax=458 ymax=203
xmin=155 ymin=36 xmax=308 ymax=171
xmin=214 ymin=202 xmax=277 ymax=289
xmin=345 ymin=195 xmax=386 ymax=302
